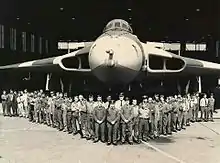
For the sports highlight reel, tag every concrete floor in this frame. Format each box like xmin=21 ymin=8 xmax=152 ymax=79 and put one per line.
xmin=0 ymin=112 xmax=220 ymax=163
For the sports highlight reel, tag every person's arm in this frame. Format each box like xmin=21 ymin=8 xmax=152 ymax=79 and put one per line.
xmin=112 ymin=110 xmax=120 ymax=124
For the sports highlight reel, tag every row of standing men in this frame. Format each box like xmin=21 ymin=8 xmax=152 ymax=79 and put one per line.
xmin=1 ymin=90 xmax=215 ymax=145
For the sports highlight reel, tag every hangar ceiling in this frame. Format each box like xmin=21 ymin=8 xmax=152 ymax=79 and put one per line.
xmin=0 ymin=0 xmax=218 ymax=42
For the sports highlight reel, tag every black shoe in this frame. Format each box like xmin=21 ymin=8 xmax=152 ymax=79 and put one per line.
xmin=93 ymin=139 xmax=99 ymax=143
xmin=107 ymin=142 xmax=111 ymax=145
xmin=167 ymin=132 xmax=172 ymax=135
xmin=182 ymin=127 xmax=186 ymax=130
xmin=113 ymin=142 xmax=117 ymax=146
xmin=128 ymin=141 xmax=133 ymax=145
xmin=172 ymin=129 xmax=177 ymax=132
xmin=86 ymin=137 xmax=91 ymax=140
xmin=73 ymin=132 xmax=78 ymax=135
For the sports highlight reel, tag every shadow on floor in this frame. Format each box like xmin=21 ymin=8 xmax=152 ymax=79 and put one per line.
xmin=150 ymin=136 xmax=175 ymax=144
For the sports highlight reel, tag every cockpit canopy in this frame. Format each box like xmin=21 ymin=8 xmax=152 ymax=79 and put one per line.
xmin=103 ymin=19 xmax=133 ymax=34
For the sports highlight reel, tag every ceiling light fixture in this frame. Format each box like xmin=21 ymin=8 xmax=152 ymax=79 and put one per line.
xmin=196 ymin=8 xmax=200 ymax=12
xmin=16 ymin=17 xmax=20 ymax=20
xmin=60 ymin=7 xmax=64 ymax=11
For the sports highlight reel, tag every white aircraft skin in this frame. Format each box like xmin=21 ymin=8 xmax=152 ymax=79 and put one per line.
xmin=1 ymin=19 xmax=220 ymax=88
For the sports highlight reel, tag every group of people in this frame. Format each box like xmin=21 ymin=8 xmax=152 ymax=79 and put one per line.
xmin=1 ymin=89 xmax=216 ymax=145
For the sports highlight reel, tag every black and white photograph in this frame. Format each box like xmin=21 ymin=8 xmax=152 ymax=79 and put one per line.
xmin=0 ymin=0 xmax=220 ymax=163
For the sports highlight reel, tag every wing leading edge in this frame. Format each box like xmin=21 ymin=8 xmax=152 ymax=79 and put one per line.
xmin=0 ymin=46 xmax=92 ymax=73
xmin=142 ymin=43 xmax=220 ymax=76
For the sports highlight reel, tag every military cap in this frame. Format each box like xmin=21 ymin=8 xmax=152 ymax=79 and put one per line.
xmin=89 ymin=94 xmax=93 ymax=98
xmin=142 ymin=95 xmax=148 ymax=99
xmin=97 ymin=95 xmax=102 ymax=98
xmin=210 ymin=93 xmax=214 ymax=96
xmin=106 ymin=95 xmax=111 ymax=99
xmin=160 ymin=95 xmax=164 ymax=98
xmin=125 ymin=97 xmax=129 ymax=100
xmin=148 ymin=97 xmax=153 ymax=101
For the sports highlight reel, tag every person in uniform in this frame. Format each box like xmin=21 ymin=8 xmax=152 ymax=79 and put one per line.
xmin=47 ymin=92 xmax=56 ymax=126
xmin=138 ymin=96 xmax=151 ymax=141
xmin=39 ymin=94 xmax=48 ymax=124
xmin=185 ymin=94 xmax=191 ymax=126
xmin=86 ymin=94 xmax=95 ymax=140
xmin=71 ymin=96 xmax=80 ymax=135
xmin=28 ymin=93 xmax=35 ymax=122
xmin=190 ymin=94 xmax=197 ymax=122
xmin=178 ymin=97 xmax=187 ymax=130
xmin=131 ymin=99 xmax=140 ymax=143
xmin=23 ymin=89 xmax=29 ymax=118
xmin=165 ymin=97 xmax=172 ymax=135
xmin=195 ymin=93 xmax=200 ymax=122
xmin=114 ymin=93 xmax=126 ymax=142
xmin=12 ymin=91 xmax=18 ymax=116
xmin=62 ymin=93 xmax=69 ymax=132
xmin=200 ymin=93 xmax=208 ymax=121
xmin=56 ymin=93 xmax=64 ymax=130
xmin=1 ymin=90 xmax=8 ymax=116
xmin=66 ymin=97 xmax=73 ymax=134
xmin=120 ymin=97 xmax=134 ymax=144
xmin=104 ymin=96 xmax=112 ymax=109
xmin=93 ymin=95 xmax=106 ymax=143
xmin=208 ymin=93 xmax=215 ymax=121
xmin=171 ymin=97 xmax=179 ymax=132
xmin=7 ymin=90 xmax=14 ymax=116
xmin=34 ymin=93 xmax=41 ymax=123
xmin=78 ymin=94 xmax=88 ymax=138
xmin=106 ymin=100 xmax=120 ymax=145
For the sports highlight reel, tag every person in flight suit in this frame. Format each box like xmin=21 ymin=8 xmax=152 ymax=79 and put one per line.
xmin=208 ymin=93 xmax=215 ymax=121
xmin=29 ymin=93 xmax=35 ymax=122
xmin=139 ymin=96 xmax=151 ymax=141
xmin=12 ymin=91 xmax=18 ymax=116
xmin=62 ymin=93 xmax=69 ymax=132
xmin=131 ymin=99 xmax=140 ymax=143
xmin=148 ymin=97 xmax=157 ymax=138
xmin=160 ymin=96 xmax=170 ymax=135
xmin=71 ymin=96 xmax=80 ymax=135
xmin=106 ymin=100 xmax=120 ymax=145
xmin=165 ymin=97 xmax=172 ymax=135
xmin=114 ymin=93 xmax=126 ymax=142
xmin=56 ymin=93 xmax=64 ymax=131
xmin=120 ymin=97 xmax=134 ymax=144
xmin=171 ymin=97 xmax=179 ymax=132
xmin=178 ymin=97 xmax=187 ymax=130
xmin=1 ymin=90 xmax=8 ymax=116
xmin=34 ymin=93 xmax=41 ymax=123
xmin=93 ymin=95 xmax=106 ymax=143
xmin=78 ymin=94 xmax=88 ymax=138
xmin=86 ymin=94 xmax=95 ymax=140
xmin=39 ymin=94 xmax=48 ymax=124
xmin=66 ymin=97 xmax=73 ymax=134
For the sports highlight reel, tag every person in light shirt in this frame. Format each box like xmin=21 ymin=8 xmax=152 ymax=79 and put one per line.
xmin=200 ymin=94 xmax=208 ymax=121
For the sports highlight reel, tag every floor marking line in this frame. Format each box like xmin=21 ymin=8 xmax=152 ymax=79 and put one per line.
xmin=141 ymin=141 xmax=187 ymax=163
xmin=199 ymin=122 xmax=220 ymax=135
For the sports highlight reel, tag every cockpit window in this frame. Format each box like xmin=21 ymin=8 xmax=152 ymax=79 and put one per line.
xmin=106 ymin=23 xmax=113 ymax=29
xmin=115 ymin=22 xmax=120 ymax=27
xmin=122 ymin=23 xmax=128 ymax=30
xmin=103 ymin=19 xmax=133 ymax=34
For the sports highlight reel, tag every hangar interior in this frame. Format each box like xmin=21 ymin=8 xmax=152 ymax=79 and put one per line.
xmin=0 ymin=0 xmax=219 ymax=97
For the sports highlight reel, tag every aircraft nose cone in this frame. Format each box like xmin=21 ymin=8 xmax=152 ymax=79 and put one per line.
xmin=92 ymin=64 xmax=138 ymax=84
